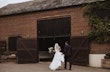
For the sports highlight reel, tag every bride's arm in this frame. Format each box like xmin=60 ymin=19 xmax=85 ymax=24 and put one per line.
xmin=54 ymin=46 xmax=58 ymax=52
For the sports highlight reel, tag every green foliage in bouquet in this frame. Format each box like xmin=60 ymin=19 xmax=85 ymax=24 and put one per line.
xmin=48 ymin=47 xmax=54 ymax=54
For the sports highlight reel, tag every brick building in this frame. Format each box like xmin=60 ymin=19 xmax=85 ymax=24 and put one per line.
xmin=0 ymin=0 xmax=109 ymax=67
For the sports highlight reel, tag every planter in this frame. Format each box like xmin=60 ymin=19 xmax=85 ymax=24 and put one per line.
xmin=89 ymin=54 xmax=105 ymax=67
xmin=102 ymin=59 xmax=110 ymax=69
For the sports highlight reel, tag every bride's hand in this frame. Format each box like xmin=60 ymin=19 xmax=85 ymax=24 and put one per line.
xmin=53 ymin=50 xmax=55 ymax=52
xmin=61 ymin=54 xmax=64 ymax=55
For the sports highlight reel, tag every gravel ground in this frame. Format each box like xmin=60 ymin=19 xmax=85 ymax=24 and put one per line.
xmin=0 ymin=62 xmax=109 ymax=72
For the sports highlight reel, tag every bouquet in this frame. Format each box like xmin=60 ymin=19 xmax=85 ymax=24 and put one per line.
xmin=48 ymin=47 xmax=54 ymax=54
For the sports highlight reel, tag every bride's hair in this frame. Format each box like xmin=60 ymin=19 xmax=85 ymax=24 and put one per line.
xmin=54 ymin=43 xmax=61 ymax=51
xmin=55 ymin=43 xmax=59 ymax=47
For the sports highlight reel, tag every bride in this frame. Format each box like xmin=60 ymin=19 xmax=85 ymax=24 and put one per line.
xmin=49 ymin=43 xmax=64 ymax=71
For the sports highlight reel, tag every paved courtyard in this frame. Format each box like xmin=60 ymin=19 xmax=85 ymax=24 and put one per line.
xmin=0 ymin=62 xmax=109 ymax=72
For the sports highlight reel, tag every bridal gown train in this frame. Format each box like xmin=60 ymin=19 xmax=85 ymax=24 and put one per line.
xmin=49 ymin=51 xmax=64 ymax=70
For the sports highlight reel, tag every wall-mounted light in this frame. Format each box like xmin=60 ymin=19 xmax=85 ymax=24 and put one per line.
xmin=81 ymin=30 xmax=84 ymax=35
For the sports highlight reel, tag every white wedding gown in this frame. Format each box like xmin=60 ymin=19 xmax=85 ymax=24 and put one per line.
xmin=49 ymin=43 xmax=64 ymax=71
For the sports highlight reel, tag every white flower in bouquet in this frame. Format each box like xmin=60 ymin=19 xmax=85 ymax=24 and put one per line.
xmin=48 ymin=47 xmax=54 ymax=53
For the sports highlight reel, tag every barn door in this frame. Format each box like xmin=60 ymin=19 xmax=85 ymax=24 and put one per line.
xmin=71 ymin=36 xmax=89 ymax=66
xmin=17 ymin=38 xmax=38 ymax=64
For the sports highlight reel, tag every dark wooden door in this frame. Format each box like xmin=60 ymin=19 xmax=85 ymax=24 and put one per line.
xmin=17 ymin=38 xmax=38 ymax=64
xmin=71 ymin=36 xmax=89 ymax=66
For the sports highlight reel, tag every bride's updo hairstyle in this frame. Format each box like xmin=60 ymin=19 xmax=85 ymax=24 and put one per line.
xmin=54 ymin=43 xmax=61 ymax=51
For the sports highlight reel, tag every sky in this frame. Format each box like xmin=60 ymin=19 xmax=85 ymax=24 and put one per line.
xmin=0 ymin=0 xmax=33 ymax=8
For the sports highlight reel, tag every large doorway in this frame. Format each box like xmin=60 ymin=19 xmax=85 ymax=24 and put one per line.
xmin=37 ymin=17 xmax=71 ymax=61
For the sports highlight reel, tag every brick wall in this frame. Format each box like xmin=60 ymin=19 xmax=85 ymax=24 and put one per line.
xmin=90 ymin=41 xmax=110 ymax=54
xmin=0 ymin=6 xmax=89 ymax=39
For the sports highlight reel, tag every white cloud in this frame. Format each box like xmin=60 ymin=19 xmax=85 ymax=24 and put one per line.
xmin=0 ymin=0 xmax=8 ymax=8
xmin=8 ymin=0 xmax=33 ymax=4
xmin=0 ymin=0 xmax=33 ymax=8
